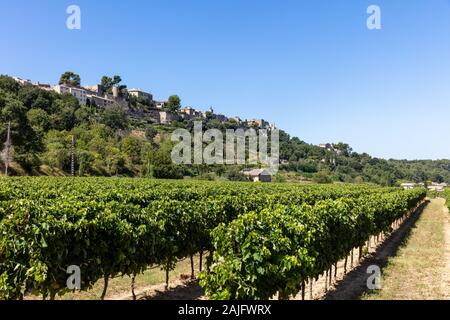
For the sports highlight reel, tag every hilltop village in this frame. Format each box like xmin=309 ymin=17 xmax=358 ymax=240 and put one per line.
xmin=2 ymin=73 xmax=450 ymax=186
xmin=12 ymin=74 xmax=276 ymax=130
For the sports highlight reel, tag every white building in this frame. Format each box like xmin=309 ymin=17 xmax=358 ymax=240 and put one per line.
xmin=53 ymin=85 xmax=87 ymax=105
xmin=242 ymin=169 xmax=272 ymax=183
xmin=428 ymin=183 xmax=447 ymax=193
xmin=401 ymin=183 xmax=417 ymax=190
xmin=12 ymin=77 xmax=33 ymax=86
xmin=155 ymin=101 xmax=167 ymax=109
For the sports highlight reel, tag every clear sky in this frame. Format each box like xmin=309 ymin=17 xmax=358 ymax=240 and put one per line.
xmin=1 ymin=0 xmax=450 ymax=160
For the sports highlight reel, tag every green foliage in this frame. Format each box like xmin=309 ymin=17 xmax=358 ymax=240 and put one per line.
xmin=59 ymin=71 xmax=81 ymax=87
xmin=99 ymin=105 xmax=128 ymax=130
xmin=27 ymin=108 xmax=50 ymax=132
xmin=313 ymin=170 xmax=334 ymax=184
xmin=443 ymin=189 xmax=450 ymax=211
xmin=200 ymin=188 xmax=426 ymax=299
xmin=167 ymin=95 xmax=181 ymax=112
xmin=145 ymin=141 xmax=184 ymax=179
xmin=101 ymin=75 xmax=127 ymax=97
xmin=0 ymin=178 xmax=418 ymax=300
xmin=225 ymin=167 xmax=247 ymax=181
xmin=0 ymin=75 xmax=20 ymax=94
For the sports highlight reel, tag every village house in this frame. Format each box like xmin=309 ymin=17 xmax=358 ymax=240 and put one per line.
xmin=230 ymin=116 xmax=242 ymax=124
xmin=428 ymin=182 xmax=447 ymax=192
xmin=400 ymin=183 xmax=417 ymax=190
xmin=318 ymin=143 xmax=342 ymax=155
xmin=86 ymin=94 xmax=115 ymax=108
xmin=83 ymin=84 xmax=105 ymax=96
xmin=154 ymin=101 xmax=167 ymax=109
xmin=12 ymin=74 xmax=268 ymax=130
xmin=12 ymin=77 xmax=33 ymax=86
xmin=34 ymin=82 xmax=53 ymax=92
xmin=128 ymin=88 xmax=153 ymax=102
xmin=247 ymin=119 xmax=269 ymax=129
xmin=180 ymin=107 xmax=202 ymax=119
xmin=242 ymin=169 xmax=272 ymax=183
xmin=53 ymin=84 xmax=87 ymax=105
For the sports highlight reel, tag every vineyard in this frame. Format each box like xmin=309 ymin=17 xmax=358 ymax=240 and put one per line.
xmin=0 ymin=177 xmax=426 ymax=300
xmin=445 ymin=189 xmax=450 ymax=210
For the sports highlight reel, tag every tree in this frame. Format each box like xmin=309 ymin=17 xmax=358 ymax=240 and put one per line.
xmin=121 ymin=135 xmax=144 ymax=165
xmin=334 ymin=142 xmax=352 ymax=157
xmin=167 ymin=95 xmax=181 ymax=112
xmin=27 ymin=108 xmax=50 ymax=132
xmin=100 ymin=105 xmax=128 ymax=130
xmin=0 ymin=75 xmax=20 ymax=94
xmin=0 ymin=95 xmax=43 ymax=155
xmin=145 ymin=140 xmax=183 ymax=179
xmin=434 ymin=174 xmax=444 ymax=184
xmin=74 ymin=106 xmax=96 ymax=125
xmin=313 ymin=170 xmax=333 ymax=184
xmin=226 ymin=167 xmax=247 ymax=181
xmin=2 ymin=122 xmax=13 ymax=176
xmin=145 ymin=126 xmax=158 ymax=141
xmin=18 ymin=86 xmax=54 ymax=112
xmin=101 ymin=75 xmax=127 ymax=96
xmin=42 ymin=130 xmax=71 ymax=170
xmin=59 ymin=71 xmax=81 ymax=87
xmin=50 ymin=94 xmax=80 ymax=131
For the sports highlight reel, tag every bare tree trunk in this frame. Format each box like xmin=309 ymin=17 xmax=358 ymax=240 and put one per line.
xmin=131 ymin=274 xmax=136 ymax=301
xmin=207 ymin=250 xmax=213 ymax=274
xmin=101 ymin=275 xmax=109 ymax=300
xmin=199 ymin=251 xmax=203 ymax=272
xmin=351 ymin=248 xmax=354 ymax=268
xmin=301 ymin=282 xmax=305 ymax=300
xmin=344 ymin=256 xmax=348 ymax=274
xmin=309 ymin=278 xmax=313 ymax=300
xmin=165 ymin=265 xmax=170 ymax=291
xmin=190 ymin=254 xmax=195 ymax=279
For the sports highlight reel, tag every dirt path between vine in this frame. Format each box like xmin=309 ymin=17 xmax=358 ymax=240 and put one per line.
xmin=308 ymin=200 xmax=428 ymax=300
xmin=325 ymin=198 xmax=450 ymax=300
xmin=440 ymin=202 xmax=450 ymax=299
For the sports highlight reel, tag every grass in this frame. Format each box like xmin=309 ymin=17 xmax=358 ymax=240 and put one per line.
xmin=362 ymin=198 xmax=449 ymax=300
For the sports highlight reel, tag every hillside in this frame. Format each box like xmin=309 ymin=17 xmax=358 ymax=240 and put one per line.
xmin=0 ymin=74 xmax=449 ymax=185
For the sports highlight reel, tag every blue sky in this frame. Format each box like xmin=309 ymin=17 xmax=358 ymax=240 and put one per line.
xmin=1 ymin=0 xmax=450 ymax=160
